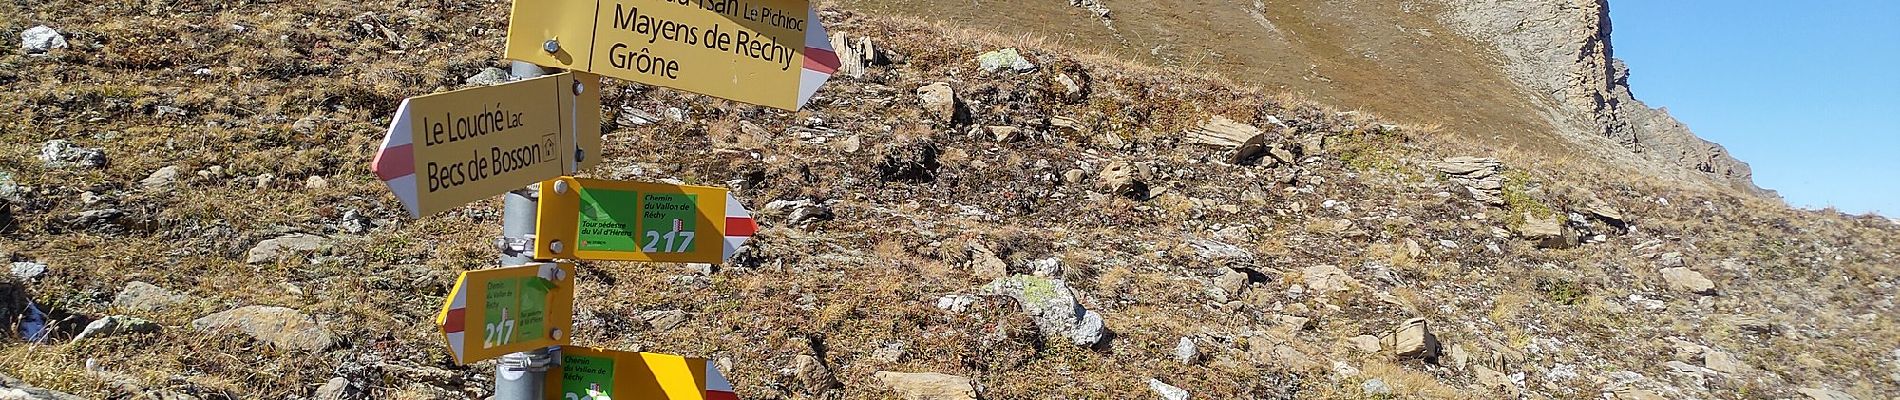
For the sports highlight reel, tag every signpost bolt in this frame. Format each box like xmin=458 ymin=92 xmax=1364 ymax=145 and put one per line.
xmin=543 ymin=38 xmax=561 ymax=54
xmin=550 ymin=328 xmax=565 ymax=341
xmin=554 ymin=179 xmax=570 ymax=195
xmin=549 ymin=240 xmax=565 ymax=255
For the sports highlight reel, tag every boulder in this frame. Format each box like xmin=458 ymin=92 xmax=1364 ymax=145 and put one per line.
xmin=916 ymin=83 xmax=966 ymax=125
xmin=1095 ymin=162 xmax=1147 ymax=199
xmin=1147 ymin=378 xmax=1188 ymax=400
xmin=1303 ymin=265 xmax=1358 ymax=293
xmin=1173 ymin=337 xmax=1199 ymax=365
xmin=141 ymin=166 xmax=181 ymax=191
xmin=38 ymin=140 xmax=107 ymax=169
xmin=1796 ymin=388 xmax=1857 ymax=400
xmin=20 ymin=26 xmax=68 ymax=53
xmin=72 ymin=316 xmax=160 ymax=342
xmin=113 ymin=281 xmax=186 ymax=313
xmin=1659 ymin=267 xmax=1716 ymax=295
xmin=792 ymin=354 xmax=838 ymax=393
xmin=983 ymin=275 xmax=1107 ymax=347
xmin=1212 ymin=269 xmax=1250 ymax=301
xmin=1382 ymin=318 xmax=1439 ymax=361
xmin=1345 ymin=335 xmax=1382 ymax=353
xmin=190 ymin=305 xmax=338 ymax=351
xmin=1434 ymin=157 xmax=1504 ymax=205
xmin=965 ymin=243 xmax=1008 ymax=280
xmin=1703 ymin=350 xmax=1742 ymax=374
xmin=1474 ymin=364 xmax=1521 ymax=397
xmin=1185 ymin=116 xmax=1264 ymax=147
xmin=975 ymin=48 xmax=1036 ymax=73
xmin=245 ymin=234 xmax=328 ymax=264
xmin=1517 ymin=212 xmax=1578 ymax=249
xmin=872 ymin=372 xmax=978 ymax=400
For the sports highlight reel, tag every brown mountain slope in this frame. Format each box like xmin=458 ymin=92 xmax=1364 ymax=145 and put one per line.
xmin=839 ymin=0 xmax=1756 ymax=192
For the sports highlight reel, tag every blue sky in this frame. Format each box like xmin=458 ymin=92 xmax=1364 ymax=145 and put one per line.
xmin=1610 ymin=2 xmax=1900 ymax=216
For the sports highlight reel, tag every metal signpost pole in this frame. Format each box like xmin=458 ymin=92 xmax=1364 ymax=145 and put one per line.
xmin=494 ymin=60 xmax=552 ymax=400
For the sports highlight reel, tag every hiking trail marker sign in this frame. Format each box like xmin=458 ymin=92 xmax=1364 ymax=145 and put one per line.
xmin=503 ymin=0 xmax=839 ymax=110
xmin=436 ymin=262 xmax=577 ymax=364
xmin=534 ymin=177 xmax=756 ymax=264
xmin=549 ymin=347 xmax=738 ymax=400
xmin=373 ymin=72 xmax=602 ymax=218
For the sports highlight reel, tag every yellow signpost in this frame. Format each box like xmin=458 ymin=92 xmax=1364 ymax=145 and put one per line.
xmin=373 ymin=72 xmax=603 ymax=218
xmin=504 ymin=0 xmax=824 ymax=110
xmin=436 ymin=262 xmax=577 ymax=364
xmin=534 ymin=176 xmax=757 ymax=263
xmin=547 ymin=347 xmax=738 ymax=400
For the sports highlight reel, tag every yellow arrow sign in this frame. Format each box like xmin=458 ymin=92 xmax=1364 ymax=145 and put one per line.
xmin=504 ymin=0 xmax=837 ymax=110
xmin=372 ymin=72 xmax=602 ymax=218
xmin=435 ymin=263 xmax=576 ymax=365
xmin=534 ymin=177 xmax=757 ymax=263
xmin=547 ymin=347 xmax=738 ymax=400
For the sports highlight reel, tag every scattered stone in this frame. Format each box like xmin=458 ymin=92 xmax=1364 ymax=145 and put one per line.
xmin=1382 ymin=318 xmax=1439 ymax=361
xmin=763 ymin=199 xmax=834 ymax=226
xmin=1025 ymin=257 xmax=1061 ymax=278
xmin=1147 ymin=378 xmax=1188 ymax=400
xmin=1213 ymin=269 xmax=1250 ymax=301
xmin=246 ymin=234 xmax=329 ymax=265
xmin=1360 ymin=378 xmax=1391 ymax=396
xmin=639 ymin=310 xmax=687 ymax=330
xmin=305 ymin=175 xmax=330 ymax=190
xmin=1186 ymin=116 xmax=1264 ymax=147
xmin=38 ymin=140 xmax=107 ymax=169
xmin=1434 ymin=157 xmax=1504 ymax=205
xmin=975 ymin=48 xmax=1036 ymax=73
xmin=935 ymin=294 xmax=977 ymax=313
xmin=982 ymin=275 xmax=1107 ymax=347
xmin=1659 ymin=267 xmax=1716 ymax=295
xmin=793 ymin=354 xmax=838 ymax=392
xmin=876 ymin=140 xmax=942 ymax=182
xmin=312 ymin=377 xmax=362 ymax=400
xmin=872 ymin=371 xmax=978 ymax=400
xmin=153 ymin=105 xmax=188 ymax=118
xmin=20 ymin=26 xmax=68 ymax=53
xmin=1586 ymin=199 xmax=1626 ymax=225
xmin=1054 ymin=73 xmax=1087 ymax=101
xmin=0 ymin=371 xmax=85 ymax=399
xmin=190 ymin=305 xmax=338 ymax=351
xmin=73 ymin=315 xmax=161 ymax=342
xmin=336 ymin=210 xmax=372 ymax=235
xmin=1517 ymin=212 xmax=1578 ymax=249
xmin=1703 ymin=350 xmax=1742 ymax=374
xmin=987 ymin=126 xmax=1024 ymax=142
xmin=1095 ymin=161 xmax=1147 ymax=199
xmin=1070 ymin=0 xmax=1113 ymax=23
xmin=1346 ymin=335 xmax=1382 ymax=353
xmin=1474 ymin=364 xmax=1521 ymax=397
xmin=1331 ymin=361 xmax=1361 ymax=378
xmin=1174 ymin=337 xmax=1200 ymax=365
xmin=113 ymin=281 xmax=186 ymax=312
xmin=917 ymin=83 xmax=965 ymax=125
xmin=1449 ymin=344 xmax=1470 ymax=370
xmin=1659 ymin=252 xmax=1686 ymax=268
xmin=1796 ymin=388 xmax=1857 ymax=400
xmin=1303 ymin=265 xmax=1358 ymax=293
xmin=463 ymin=67 xmax=511 ymax=86
xmin=870 ymin=342 xmax=907 ymax=363
xmin=966 ymin=243 xmax=1008 ymax=280
xmin=141 ymin=166 xmax=181 ymax=191
xmin=8 ymin=262 xmax=45 ymax=280
xmin=1062 ymin=169 xmax=1087 ymax=185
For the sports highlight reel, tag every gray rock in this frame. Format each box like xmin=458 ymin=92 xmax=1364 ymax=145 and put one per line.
xmin=311 ymin=377 xmax=362 ymax=400
xmin=304 ymin=175 xmax=329 ymax=190
xmin=983 ymin=275 xmax=1107 ymax=347
xmin=1213 ymin=268 xmax=1250 ymax=300
xmin=975 ymin=48 xmax=1036 ymax=73
xmin=872 ymin=371 xmax=978 ymax=400
xmin=1303 ymin=265 xmax=1358 ymax=293
xmin=73 ymin=315 xmax=161 ymax=342
xmin=38 ymin=140 xmax=106 ymax=169
xmin=793 ymin=354 xmax=838 ymax=393
xmin=114 ymin=281 xmax=186 ymax=312
xmin=1517 ymin=212 xmax=1578 ymax=249
xmin=1434 ymin=157 xmax=1504 ymax=205
xmin=1703 ymin=350 xmax=1742 ymax=374
xmin=870 ymin=342 xmax=906 ymax=363
xmin=1070 ymin=0 xmax=1113 ymax=24
xmin=763 ymin=199 xmax=833 ymax=226
xmin=245 ymin=234 xmax=328 ymax=265
xmin=0 ymin=371 xmax=86 ymax=400
xmin=1095 ymin=161 xmax=1146 ymax=199
xmin=965 ymin=243 xmax=1007 ymax=280
xmin=1660 ymin=267 xmax=1716 ymax=295
xmin=639 ymin=310 xmax=688 ymax=331
xmin=1361 ymin=378 xmax=1391 ymax=395
xmin=20 ymin=26 xmax=67 ymax=53
xmin=1185 ymin=116 xmax=1263 ymax=147
xmin=1796 ymin=388 xmax=1858 ymax=400
xmin=0 ymin=171 xmax=22 ymax=203
xmin=190 ymin=305 xmax=338 ymax=351
xmin=935 ymin=294 xmax=977 ymax=313
xmin=1147 ymin=378 xmax=1188 ymax=400
xmin=336 ymin=210 xmax=371 ymax=235
xmin=1054 ymin=73 xmax=1087 ymax=101
xmin=8 ymin=262 xmax=45 ymax=280
xmin=141 ymin=166 xmax=181 ymax=191
xmin=1173 ymin=337 xmax=1199 ymax=365
xmin=1026 ymin=257 xmax=1061 ymax=278
xmin=463 ymin=67 xmax=511 ymax=86
xmin=1346 ymin=334 xmax=1382 ymax=353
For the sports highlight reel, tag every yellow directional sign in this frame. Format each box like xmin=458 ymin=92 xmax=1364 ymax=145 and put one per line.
xmin=435 ymin=263 xmax=577 ymax=364
xmin=372 ymin=72 xmax=602 ymax=218
xmin=547 ymin=347 xmax=738 ymax=400
xmin=534 ymin=177 xmax=757 ymax=263
xmin=504 ymin=0 xmax=831 ymax=110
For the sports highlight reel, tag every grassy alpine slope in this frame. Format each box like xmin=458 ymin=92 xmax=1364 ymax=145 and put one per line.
xmin=2 ymin=0 xmax=1897 ymax=399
